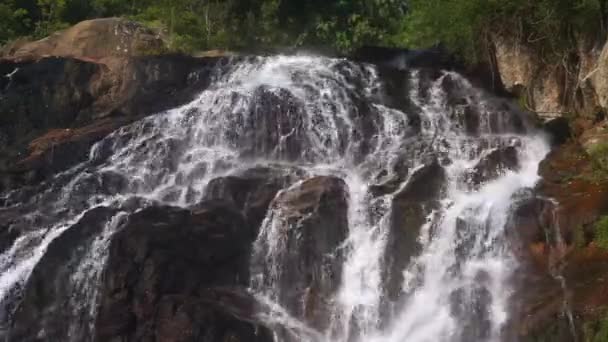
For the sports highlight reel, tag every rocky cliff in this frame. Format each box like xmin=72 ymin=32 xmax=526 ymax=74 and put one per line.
xmin=0 ymin=18 xmax=228 ymax=193
xmin=2 ymin=17 xmax=608 ymax=342
xmin=492 ymin=35 xmax=608 ymax=341
xmin=493 ymin=36 xmax=606 ymax=123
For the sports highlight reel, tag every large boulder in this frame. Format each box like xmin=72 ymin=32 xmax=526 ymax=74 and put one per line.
xmin=94 ymin=201 xmax=270 ymax=342
xmin=252 ymin=176 xmax=349 ymax=331
xmin=0 ymin=54 xmax=224 ymax=192
xmin=203 ymin=165 xmax=305 ymax=234
xmin=1 ymin=18 xmax=164 ymax=62
xmin=384 ymin=160 xmax=446 ymax=301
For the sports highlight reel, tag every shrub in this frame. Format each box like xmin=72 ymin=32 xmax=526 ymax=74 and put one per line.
xmin=588 ymin=141 xmax=608 ymax=180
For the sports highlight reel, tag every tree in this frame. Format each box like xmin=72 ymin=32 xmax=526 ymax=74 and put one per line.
xmin=0 ymin=1 xmax=31 ymax=43
xmin=35 ymin=0 xmax=68 ymax=37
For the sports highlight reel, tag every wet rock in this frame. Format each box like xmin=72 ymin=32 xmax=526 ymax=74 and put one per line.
xmin=0 ymin=54 xmax=224 ymax=192
xmin=441 ymin=73 xmax=527 ymax=135
xmin=458 ymin=105 xmax=482 ymax=135
xmin=203 ymin=165 xmax=305 ymax=234
xmin=95 ymin=201 xmax=269 ymax=342
xmin=0 ymin=208 xmax=21 ymax=254
xmin=468 ymin=146 xmax=519 ymax=185
xmin=509 ymin=140 xmax=608 ymax=341
xmin=369 ymin=160 xmax=410 ymax=197
xmin=242 ymin=87 xmax=306 ymax=160
xmin=8 ymin=206 xmax=119 ymax=342
xmin=153 ymin=290 xmax=272 ymax=342
xmin=384 ymin=160 xmax=446 ymax=301
xmin=254 ymin=176 xmax=349 ymax=330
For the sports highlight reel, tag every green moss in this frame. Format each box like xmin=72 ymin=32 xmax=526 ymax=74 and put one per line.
xmin=583 ymin=311 xmax=608 ymax=342
xmin=594 ymin=216 xmax=608 ymax=249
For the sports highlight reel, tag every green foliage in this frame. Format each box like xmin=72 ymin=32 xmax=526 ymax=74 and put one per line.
xmin=593 ymin=317 xmax=608 ymax=342
xmin=588 ymin=141 xmax=608 ymax=181
xmin=2 ymin=0 xmax=605 ymax=58
xmin=0 ymin=1 xmax=32 ymax=44
xmin=594 ymin=215 xmax=608 ymax=249
xmin=401 ymin=0 xmax=608 ymax=62
xmin=583 ymin=310 xmax=608 ymax=342
xmin=0 ymin=0 xmax=407 ymax=53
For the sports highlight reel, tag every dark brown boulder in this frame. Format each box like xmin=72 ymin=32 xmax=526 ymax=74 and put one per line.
xmin=384 ymin=160 xmax=446 ymax=301
xmin=203 ymin=165 xmax=305 ymax=235
xmin=94 ymin=201 xmax=270 ymax=342
xmin=252 ymin=176 xmax=349 ymax=331
xmin=0 ymin=54 xmax=224 ymax=192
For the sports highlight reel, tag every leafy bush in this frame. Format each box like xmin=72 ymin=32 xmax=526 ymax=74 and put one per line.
xmin=588 ymin=141 xmax=608 ymax=180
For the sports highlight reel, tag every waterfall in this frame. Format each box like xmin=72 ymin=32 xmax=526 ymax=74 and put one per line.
xmin=0 ymin=55 xmax=549 ymax=341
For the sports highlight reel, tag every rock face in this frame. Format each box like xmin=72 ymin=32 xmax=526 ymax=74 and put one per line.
xmin=0 ymin=54 xmax=224 ymax=191
xmin=1 ymin=18 xmax=164 ymax=62
xmin=243 ymin=88 xmax=306 ymax=160
xmin=95 ymin=201 xmax=272 ymax=342
xmin=253 ymin=176 xmax=349 ymax=330
xmin=203 ymin=166 xmax=305 ymax=233
xmin=508 ymin=139 xmax=608 ymax=341
xmin=8 ymin=207 xmax=119 ymax=341
xmin=468 ymin=146 xmax=519 ymax=185
xmin=493 ymin=35 xmax=605 ymax=121
xmin=384 ymin=160 xmax=446 ymax=301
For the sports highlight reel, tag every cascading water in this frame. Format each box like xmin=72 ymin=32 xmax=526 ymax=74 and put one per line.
xmin=0 ymin=54 xmax=549 ymax=342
